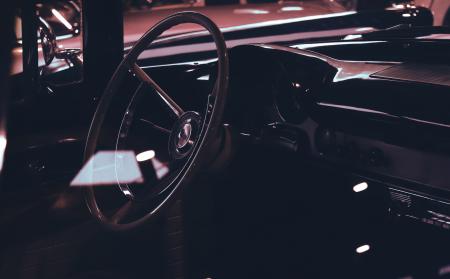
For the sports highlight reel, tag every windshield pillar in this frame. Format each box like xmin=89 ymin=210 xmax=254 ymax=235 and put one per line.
xmin=82 ymin=0 xmax=124 ymax=99
xmin=21 ymin=0 xmax=39 ymax=97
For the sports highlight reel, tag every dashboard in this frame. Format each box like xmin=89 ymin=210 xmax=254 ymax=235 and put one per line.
xmin=228 ymin=42 xmax=450 ymax=232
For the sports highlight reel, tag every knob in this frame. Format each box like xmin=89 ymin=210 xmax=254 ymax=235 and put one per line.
xmin=366 ymin=148 xmax=384 ymax=166
xmin=315 ymin=127 xmax=336 ymax=154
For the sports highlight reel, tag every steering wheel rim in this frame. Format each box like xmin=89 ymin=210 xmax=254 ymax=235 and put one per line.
xmin=84 ymin=12 xmax=229 ymax=231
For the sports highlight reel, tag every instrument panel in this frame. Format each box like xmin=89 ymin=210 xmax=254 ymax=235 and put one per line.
xmin=250 ymin=43 xmax=450 ymax=231
xmin=230 ymin=43 xmax=450 ymax=231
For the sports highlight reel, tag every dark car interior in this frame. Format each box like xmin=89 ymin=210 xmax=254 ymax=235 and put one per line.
xmin=1 ymin=1 xmax=450 ymax=279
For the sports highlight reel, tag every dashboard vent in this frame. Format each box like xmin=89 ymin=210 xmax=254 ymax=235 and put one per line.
xmin=389 ymin=190 xmax=412 ymax=208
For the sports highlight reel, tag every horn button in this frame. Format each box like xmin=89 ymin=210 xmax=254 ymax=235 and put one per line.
xmin=176 ymin=122 xmax=192 ymax=149
xmin=169 ymin=111 xmax=202 ymax=160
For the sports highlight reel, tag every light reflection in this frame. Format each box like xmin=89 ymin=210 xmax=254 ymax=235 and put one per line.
xmin=280 ymin=6 xmax=303 ymax=12
xmin=234 ymin=8 xmax=269 ymax=15
xmin=356 ymin=244 xmax=370 ymax=254
xmin=122 ymin=187 xmax=134 ymax=197
xmin=292 ymin=82 xmax=301 ymax=88
xmin=151 ymin=158 xmax=170 ymax=180
xmin=391 ymin=3 xmax=416 ymax=9
xmin=70 ymin=151 xmax=144 ymax=187
xmin=293 ymin=40 xmax=383 ymax=50
xmin=353 ymin=182 xmax=368 ymax=193
xmin=392 ymin=4 xmax=407 ymax=9
xmin=343 ymin=34 xmax=362 ymax=40
xmin=0 ymin=135 xmax=7 ymax=172
xmin=51 ymin=9 xmax=73 ymax=30
xmin=317 ymin=102 xmax=389 ymax=116
xmin=136 ymin=150 xmax=156 ymax=162
xmin=356 ymin=27 xmax=373 ymax=32
xmin=197 ymin=74 xmax=210 ymax=81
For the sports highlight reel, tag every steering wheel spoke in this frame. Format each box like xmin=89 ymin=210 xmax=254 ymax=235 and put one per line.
xmin=138 ymin=118 xmax=171 ymax=135
xmin=130 ymin=63 xmax=184 ymax=119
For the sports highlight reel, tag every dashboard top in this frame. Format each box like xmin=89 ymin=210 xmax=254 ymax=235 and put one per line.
xmin=224 ymin=42 xmax=450 ymax=202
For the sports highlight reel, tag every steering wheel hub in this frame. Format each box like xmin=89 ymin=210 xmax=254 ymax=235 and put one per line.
xmin=177 ymin=123 xmax=192 ymax=148
xmin=169 ymin=111 xmax=201 ymax=160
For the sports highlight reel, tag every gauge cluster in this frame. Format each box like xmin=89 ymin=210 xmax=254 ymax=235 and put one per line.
xmin=274 ymin=74 xmax=309 ymax=124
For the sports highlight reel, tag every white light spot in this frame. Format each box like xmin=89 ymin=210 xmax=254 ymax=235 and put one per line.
xmin=136 ymin=150 xmax=156 ymax=162
xmin=353 ymin=182 xmax=368 ymax=193
xmin=392 ymin=4 xmax=406 ymax=9
xmin=0 ymin=135 xmax=7 ymax=172
xmin=343 ymin=34 xmax=362 ymax=40
xmin=281 ymin=6 xmax=304 ymax=12
xmin=234 ymin=8 xmax=269 ymax=15
xmin=356 ymin=27 xmax=374 ymax=32
xmin=52 ymin=9 xmax=73 ymax=30
xmin=356 ymin=244 xmax=370 ymax=254
xmin=197 ymin=74 xmax=210 ymax=81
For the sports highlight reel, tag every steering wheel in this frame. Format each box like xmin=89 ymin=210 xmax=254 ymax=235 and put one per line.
xmin=84 ymin=12 xmax=229 ymax=231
